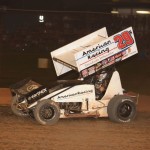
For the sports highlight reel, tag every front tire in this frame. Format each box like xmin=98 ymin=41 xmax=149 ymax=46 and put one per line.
xmin=107 ymin=95 xmax=136 ymax=123
xmin=11 ymin=96 xmax=28 ymax=117
xmin=34 ymin=99 xmax=60 ymax=125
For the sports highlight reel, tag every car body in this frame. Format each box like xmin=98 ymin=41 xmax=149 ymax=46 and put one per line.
xmin=10 ymin=27 xmax=138 ymax=125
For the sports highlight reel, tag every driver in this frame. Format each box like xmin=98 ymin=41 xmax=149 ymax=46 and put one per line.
xmin=95 ymin=70 xmax=108 ymax=99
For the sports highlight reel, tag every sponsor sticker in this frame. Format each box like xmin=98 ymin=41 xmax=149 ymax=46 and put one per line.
xmin=27 ymin=85 xmax=39 ymax=92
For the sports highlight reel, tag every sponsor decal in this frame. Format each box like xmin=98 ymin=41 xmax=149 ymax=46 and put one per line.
xmin=88 ymin=66 xmax=95 ymax=75
xmin=27 ymin=88 xmax=48 ymax=101
xmin=27 ymin=85 xmax=39 ymax=92
xmin=57 ymin=89 xmax=93 ymax=100
xmin=86 ymin=47 xmax=109 ymax=60
xmin=95 ymin=62 xmax=102 ymax=72
xmin=82 ymin=40 xmax=111 ymax=60
xmin=102 ymin=59 xmax=108 ymax=65
xmin=80 ymin=50 xmax=128 ymax=78
xmin=82 ymin=69 xmax=89 ymax=78
xmin=114 ymin=52 xmax=122 ymax=59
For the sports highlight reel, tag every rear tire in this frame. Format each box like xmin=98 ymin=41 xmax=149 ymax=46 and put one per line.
xmin=107 ymin=95 xmax=136 ymax=123
xmin=34 ymin=99 xmax=60 ymax=125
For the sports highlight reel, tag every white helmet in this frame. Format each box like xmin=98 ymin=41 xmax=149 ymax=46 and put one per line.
xmin=99 ymin=71 xmax=107 ymax=81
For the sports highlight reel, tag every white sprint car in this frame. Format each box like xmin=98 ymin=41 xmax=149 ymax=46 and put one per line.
xmin=10 ymin=27 xmax=139 ymax=125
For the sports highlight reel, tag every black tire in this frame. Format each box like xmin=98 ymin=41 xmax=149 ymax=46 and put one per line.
xmin=107 ymin=95 xmax=136 ymax=123
xmin=28 ymin=109 xmax=35 ymax=118
xmin=11 ymin=96 xmax=29 ymax=117
xmin=34 ymin=99 xmax=60 ymax=125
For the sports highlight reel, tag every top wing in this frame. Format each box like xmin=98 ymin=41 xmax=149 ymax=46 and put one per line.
xmin=51 ymin=27 xmax=138 ymax=78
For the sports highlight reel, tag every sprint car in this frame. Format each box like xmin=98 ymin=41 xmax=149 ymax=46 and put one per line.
xmin=10 ymin=27 xmax=139 ymax=125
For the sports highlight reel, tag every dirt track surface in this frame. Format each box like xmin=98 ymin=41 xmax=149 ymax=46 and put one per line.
xmin=0 ymin=95 xmax=150 ymax=150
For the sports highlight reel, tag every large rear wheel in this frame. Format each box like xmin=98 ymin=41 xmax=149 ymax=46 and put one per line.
xmin=107 ymin=95 xmax=136 ymax=123
xmin=34 ymin=99 xmax=60 ymax=125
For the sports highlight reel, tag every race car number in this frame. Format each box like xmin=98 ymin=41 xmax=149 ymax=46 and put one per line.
xmin=114 ymin=31 xmax=134 ymax=50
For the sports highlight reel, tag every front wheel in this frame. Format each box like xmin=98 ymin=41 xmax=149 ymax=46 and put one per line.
xmin=11 ymin=96 xmax=29 ymax=117
xmin=107 ymin=95 xmax=136 ymax=123
xmin=34 ymin=99 xmax=60 ymax=125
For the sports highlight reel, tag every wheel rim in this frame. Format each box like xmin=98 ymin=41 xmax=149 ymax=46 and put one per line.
xmin=40 ymin=104 xmax=55 ymax=120
xmin=15 ymin=104 xmax=24 ymax=111
xmin=117 ymin=102 xmax=132 ymax=120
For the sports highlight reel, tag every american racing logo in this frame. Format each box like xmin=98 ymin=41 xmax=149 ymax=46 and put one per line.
xmin=27 ymin=88 xmax=48 ymax=101
xmin=82 ymin=40 xmax=111 ymax=60
xmin=57 ymin=90 xmax=93 ymax=100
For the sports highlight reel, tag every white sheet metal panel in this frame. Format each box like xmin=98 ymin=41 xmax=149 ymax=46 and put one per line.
xmin=75 ymin=27 xmax=138 ymax=77
xmin=51 ymin=27 xmax=138 ymax=78
xmin=51 ymin=27 xmax=108 ymax=76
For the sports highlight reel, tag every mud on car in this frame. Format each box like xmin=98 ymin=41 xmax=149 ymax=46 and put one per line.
xmin=10 ymin=27 xmax=139 ymax=125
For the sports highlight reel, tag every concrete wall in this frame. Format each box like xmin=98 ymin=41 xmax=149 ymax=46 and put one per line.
xmin=0 ymin=88 xmax=12 ymax=105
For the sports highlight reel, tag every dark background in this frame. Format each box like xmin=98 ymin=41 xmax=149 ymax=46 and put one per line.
xmin=0 ymin=0 xmax=150 ymax=95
